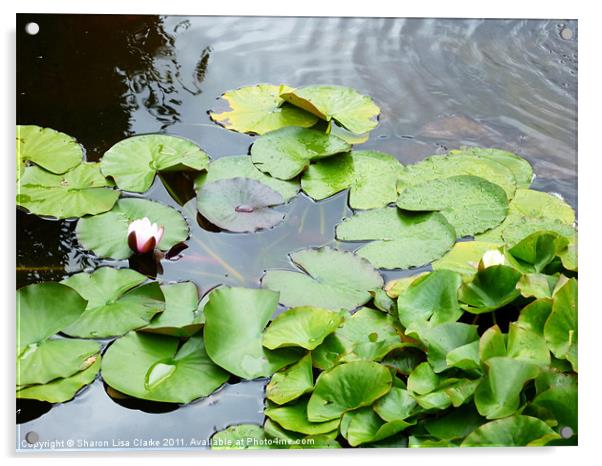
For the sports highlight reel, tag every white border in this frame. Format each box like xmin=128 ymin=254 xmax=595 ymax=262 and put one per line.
xmin=3 ymin=1 xmax=601 ymax=465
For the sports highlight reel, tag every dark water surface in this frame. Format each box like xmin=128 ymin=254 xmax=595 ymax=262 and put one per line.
xmin=16 ymin=15 xmax=577 ymax=450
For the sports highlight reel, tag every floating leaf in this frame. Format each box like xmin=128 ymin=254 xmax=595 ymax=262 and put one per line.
xmin=449 ymin=147 xmax=533 ymax=189
xmin=340 ymin=407 xmax=411 ymax=447
xmin=517 ymin=273 xmax=558 ymax=299
xmin=397 ymin=175 xmax=508 ymax=237
xmin=263 ymin=307 xmax=344 ymax=350
xmin=194 ymin=155 xmax=299 ymax=201
xmin=407 ymin=362 xmax=440 ymax=395
xmin=307 ymin=361 xmax=392 ymax=422
xmin=17 ymin=356 xmax=101 ymax=403
xmin=312 ymin=307 xmax=405 ymax=370
xmin=250 ymin=127 xmax=351 ymax=180
xmin=373 ymin=387 xmax=419 ymax=422
xmin=142 ymin=282 xmax=203 ymax=337
xmin=266 ymin=354 xmax=314 ymax=405
xmin=211 ymin=424 xmax=268 ymax=450
xmin=203 ymin=287 xmax=300 ymax=380
xmin=446 ymin=341 xmax=481 ymax=372
xmin=263 ymin=419 xmax=340 ymax=449
xmin=397 ymin=270 xmax=463 ymax=329
xmin=100 ymin=134 xmax=210 ymax=193
xmin=335 ymin=209 xmax=456 ymax=270
xmin=424 ymin=404 xmax=485 ymax=440
xmin=461 ymin=415 xmax=559 ymax=447
xmin=458 ymin=265 xmax=522 ymax=314
xmin=60 ymin=267 xmax=164 ymax=338
xmin=413 ymin=378 xmax=479 ymax=410
xmin=280 ymin=85 xmax=380 ymax=134
xmin=265 ymin=397 xmax=340 ymax=435
xmin=16 ymin=125 xmax=83 ymax=178
xmin=102 ymin=332 xmax=228 ymax=403
xmin=197 ymin=178 xmax=285 ymax=233
xmin=397 ymin=153 xmax=517 ymax=199
xmin=17 ymin=163 xmax=119 ymax=219
xmin=507 ymin=231 xmax=569 ymax=273
xmin=432 ymin=241 xmax=501 ymax=277
xmin=76 ymin=198 xmax=189 ymax=259
xmin=544 ymin=278 xmax=577 ymax=371
xmin=531 ymin=381 xmax=577 ymax=432
xmin=209 ymin=84 xmax=318 ymax=135
xmin=262 ymin=247 xmax=383 ymax=310
xmin=474 ymin=357 xmax=540 ymax=419
xmin=301 ymin=151 xmax=403 ymax=209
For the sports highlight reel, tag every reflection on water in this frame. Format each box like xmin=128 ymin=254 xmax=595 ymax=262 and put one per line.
xmin=16 ymin=14 xmax=577 ymax=449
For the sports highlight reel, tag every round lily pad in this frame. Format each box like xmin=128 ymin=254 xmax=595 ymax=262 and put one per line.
xmin=265 ymin=397 xmax=340 ymax=435
xmin=76 ymin=198 xmax=189 ymax=259
xmin=194 ymin=155 xmax=299 ymax=202
xmin=100 ymin=134 xmax=210 ymax=193
xmin=61 ymin=267 xmax=165 ymax=338
xmin=261 ymin=247 xmax=384 ymax=310
xmin=263 ymin=307 xmax=344 ymax=350
xmin=307 ymin=360 xmax=392 ymax=422
xmin=340 ymin=407 xmax=411 ymax=447
xmin=17 ymin=163 xmax=119 ymax=219
xmin=210 ymin=424 xmax=268 ymax=450
xmin=209 ymin=84 xmax=318 ymax=135
xmin=301 ymin=151 xmax=404 ymax=209
xmin=17 ymin=125 xmax=83 ymax=178
xmin=397 ymin=175 xmax=509 ymax=237
xmin=461 ymin=415 xmax=559 ymax=446
xmin=102 ymin=331 xmax=229 ymax=403
xmin=449 ymin=147 xmax=533 ymax=189
xmin=335 ymin=208 xmax=456 ymax=270
xmin=250 ymin=127 xmax=351 ymax=180
xmin=203 ymin=287 xmax=301 ymax=380
xmin=196 ymin=178 xmax=285 ymax=233
xmin=266 ymin=354 xmax=314 ymax=405
xmin=280 ymin=85 xmax=380 ymax=135
xmin=397 ymin=153 xmax=517 ymax=199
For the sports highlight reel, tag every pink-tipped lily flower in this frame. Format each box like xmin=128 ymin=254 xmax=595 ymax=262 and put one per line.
xmin=127 ymin=217 xmax=164 ymax=254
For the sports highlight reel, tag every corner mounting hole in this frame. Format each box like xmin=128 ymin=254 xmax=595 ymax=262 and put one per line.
xmin=25 ymin=431 xmax=39 ymax=444
xmin=560 ymin=426 xmax=574 ymax=439
xmin=25 ymin=22 xmax=39 ymax=35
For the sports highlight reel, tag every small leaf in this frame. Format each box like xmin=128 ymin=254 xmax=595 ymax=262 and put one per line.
xmin=266 ymin=354 xmax=314 ymax=405
xmin=458 ymin=265 xmax=522 ymax=314
xmin=265 ymin=397 xmax=340 ymax=435
xmin=340 ymin=407 xmax=411 ymax=447
xmin=210 ymin=424 xmax=268 ymax=450
xmin=461 ymin=415 xmax=559 ymax=447
xmin=544 ymin=278 xmax=577 ymax=371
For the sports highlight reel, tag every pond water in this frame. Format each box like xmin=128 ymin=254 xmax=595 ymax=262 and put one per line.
xmin=16 ymin=15 xmax=577 ymax=450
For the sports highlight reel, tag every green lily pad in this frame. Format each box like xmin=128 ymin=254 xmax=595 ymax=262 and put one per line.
xmin=61 ymin=267 xmax=165 ymax=338
xmin=432 ymin=241 xmax=502 ymax=277
xmin=211 ymin=424 xmax=268 ymax=450
xmin=263 ymin=419 xmax=340 ymax=449
xmin=265 ymin=397 xmax=341 ymax=435
xmin=340 ymin=407 xmax=411 ymax=447
xmin=301 ymin=151 xmax=403 ymax=209
xmin=17 ymin=125 xmax=83 ymax=178
xmin=261 ymin=247 xmax=383 ymax=310
xmin=209 ymin=84 xmax=318 ymax=135
xmin=203 ymin=287 xmax=300 ymax=380
xmin=263 ymin=307 xmax=344 ymax=350
xmin=424 ymin=404 xmax=485 ymax=441
xmin=373 ymin=386 xmax=419 ymax=422
xmin=449 ymin=147 xmax=533 ymax=189
xmin=17 ymin=356 xmax=101 ymax=403
xmin=397 ymin=153 xmax=517 ymax=199
xmin=531 ymin=381 xmax=577 ymax=432
xmin=407 ymin=362 xmax=440 ymax=395
xmin=307 ymin=360 xmax=392 ymax=422
xmin=507 ymin=321 xmax=551 ymax=367
xmin=280 ymin=85 xmax=380 ymax=134
xmin=102 ymin=332 xmax=229 ymax=403
xmin=517 ymin=273 xmax=558 ymax=299
xmin=479 ymin=326 xmax=507 ymax=362
xmin=544 ymin=278 xmax=577 ymax=371
xmin=142 ymin=282 xmax=203 ymax=337
xmin=196 ymin=178 xmax=285 ymax=233
xmin=474 ymin=357 xmax=540 ymax=419
xmin=335 ymin=209 xmax=456 ymax=270
xmin=458 ymin=265 xmax=522 ymax=314
xmin=194 ymin=155 xmax=299 ymax=202
xmin=396 ymin=270 xmax=463 ymax=329
xmin=446 ymin=341 xmax=481 ymax=372
xmin=413 ymin=378 xmax=479 ymax=410
xmin=17 ymin=163 xmax=119 ymax=219
xmin=76 ymin=198 xmax=189 ymax=260
xmin=461 ymin=415 xmax=559 ymax=447
xmin=312 ymin=307 xmax=405 ymax=370
xmin=397 ymin=175 xmax=509 ymax=238
xmin=100 ymin=134 xmax=210 ymax=193
xmin=266 ymin=354 xmax=314 ymax=405
xmin=507 ymin=230 xmax=569 ymax=273
xmin=477 ymin=188 xmax=575 ymax=244
xmin=250 ymin=127 xmax=351 ymax=180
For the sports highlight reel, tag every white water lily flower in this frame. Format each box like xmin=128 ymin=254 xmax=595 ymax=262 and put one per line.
xmin=127 ymin=217 xmax=164 ymax=254
xmin=480 ymin=249 xmax=506 ymax=268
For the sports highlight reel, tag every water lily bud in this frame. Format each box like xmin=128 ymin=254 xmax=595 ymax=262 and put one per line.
xmin=127 ymin=217 xmax=164 ymax=254
xmin=480 ymin=249 xmax=506 ymax=269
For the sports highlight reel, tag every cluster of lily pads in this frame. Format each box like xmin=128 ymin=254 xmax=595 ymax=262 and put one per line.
xmin=16 ymin=84 xmax=577 ymax=449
